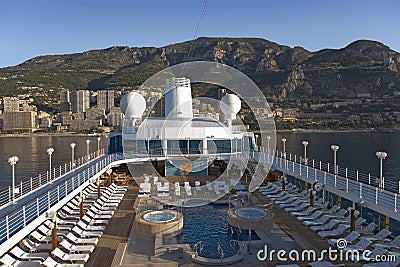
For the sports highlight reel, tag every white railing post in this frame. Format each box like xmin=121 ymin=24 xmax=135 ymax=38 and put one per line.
xmin=8 ymin=186 xmax=11 ymax=203
xmin=395 ymin=194 xmax=398 ymax=212
xmin=356 ymin=170 xmax=359 ymax=182
xmin=36 ymin=198 xmax=39 ymax=217
xmin=306 ymin=166 xmax=309 ymax=178
xmin=20 ymin=181 xmax=23 ymax=197
xmin=360 ymin=183 xmax=362 ymax=198
xmin=327 ymin=163 xmax=330 ymax=173
xmin=334 ymin=175 xmax=337 ymax=187
xmin=5 ymin=215 xmax=9 ymax=239
xmin=30 ymin=177 xmax=33 ymax=192
xmin=294 ymin=155 xmax=297 ymax=163
xmin=319 ymin=161 xmax=322 ymax=170
xmin=48 ymin=191 xmax=51 ymax=209
xmin=346 ymin=178 xmax=348 ymax=193
xmin=312 ymin=159 xmax=315 ymax=168
xmin=299 ymin=163 xmax=302 ymax=175
xmin=314 ymin=168 xmax=317 ymax=181
xmin=375 ymin=187 xmax=378 ymax=204
xmin=368 ymin=173 xmax=371 ymax=185
xmin=292 ymin=161 xmax=295 ymax=172
xmin=65 ymin=181 xmax=68 ymax=197
xmin=345 ymin=167 xmax=348 ymax=178
xmin=23 ymin=205 xmax=26 ymax=227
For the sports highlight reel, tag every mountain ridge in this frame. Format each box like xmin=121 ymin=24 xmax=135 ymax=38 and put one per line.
xmin=0 ymin=37 xmax=399 ymax=102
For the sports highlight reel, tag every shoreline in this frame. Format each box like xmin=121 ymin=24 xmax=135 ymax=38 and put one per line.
xmin=0 ymin=132 xmax=106 ymax=138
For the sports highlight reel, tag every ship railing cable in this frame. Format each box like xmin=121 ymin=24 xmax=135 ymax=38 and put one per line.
xmin=179 ymin=0 xmax=208 ymax=76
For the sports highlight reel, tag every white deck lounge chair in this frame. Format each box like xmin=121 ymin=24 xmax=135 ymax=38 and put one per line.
xmin=184 ymin=182 xmax=192 ymax=196
xmin=328 ymin=230 xmax=360 ymax=246
xmin=72 ymin=226 xmax=103 ymax=238
xmin=23 ymin=239 xmax=52 ymax=252
xmin=374 ymin=235 xmax=400 ymax=249
xmin=59 ymin=239 xmax=95 ymax=253
xmin=318 ymin=224 xmax=350 ymax=238
xmin=0 ymin=254 xmax=41 ymax=267
xmin=9 ymin=246 xmax=48 ymax=261
xmin=51 ymin=248 xmax=89 ymax=263
xmin=77 ymin=220 xmax=106 ymax=232
xmin=65 ymin=233 xmax=98 ymax=245
xmin=340 ymin=237 xmax=371 ymax=252
xmin=365 ymin=229 xmax=391 ymax=242
xmin=310 ymin=219 xmax=341 ymax=232
xmin=195 ymin=181 xmax=201 ymax=190
xmin=309 ymin=262 xmax=345 ymax=267
xmin=42 ymin=256 xmax=84 ymax=267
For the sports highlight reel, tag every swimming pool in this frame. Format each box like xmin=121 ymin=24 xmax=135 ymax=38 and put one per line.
xmin=143 ymin=210 xmax=176 ymax=223
xmin=164 ymin=204 xmax=259 ymax=259
xmin=235 ymin=207 xmax=266 ymax=219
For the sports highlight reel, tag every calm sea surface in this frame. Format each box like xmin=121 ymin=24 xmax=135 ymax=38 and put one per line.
xmin=0 ymin=132 xmax=399 ymax=189
xmin=0 ymin=136 xmax=106 ymax=189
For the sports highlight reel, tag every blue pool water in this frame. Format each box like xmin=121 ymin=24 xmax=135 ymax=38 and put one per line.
xmin=235 ymin=207 xmax=266 ymax=219
xmin=143 ymin=211 xmax=176 ymax=223
xmin=164 ymin=204 xmax=259 ymax=259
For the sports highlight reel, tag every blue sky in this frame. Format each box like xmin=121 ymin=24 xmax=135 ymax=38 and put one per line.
xmin=0 ymin=0 xmax=399 ymax=67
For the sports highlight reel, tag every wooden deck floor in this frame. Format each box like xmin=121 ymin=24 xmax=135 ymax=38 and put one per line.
xmin=85 ymin=184 xmax=138 ymax=267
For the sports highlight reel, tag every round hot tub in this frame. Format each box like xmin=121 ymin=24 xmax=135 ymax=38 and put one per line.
xmin=235 ymin=207 xmax=266 ymax=219
xmin=228 ymin=206 xmax=273 ymax=232
xmin=135 ymin=210 xmax=183 ymax=236
xmin=143 ymin=210 xmax=176 ymax=223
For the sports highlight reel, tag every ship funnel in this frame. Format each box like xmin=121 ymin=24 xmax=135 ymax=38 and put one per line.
xmin=220 ymin=94 xmax=241 ymax=129
xmin=164 ymin=77 xmax=193 ymax=118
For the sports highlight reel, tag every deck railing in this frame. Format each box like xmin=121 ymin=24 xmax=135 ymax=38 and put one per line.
xmin=0 ymin=152 xmax=124 ymax=245
xmin=0 ymin=148 xmax=106 ymax=209
xmin=253 ymin=147 xmax=400 ymax=220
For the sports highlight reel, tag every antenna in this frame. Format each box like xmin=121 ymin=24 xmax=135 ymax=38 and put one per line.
xmin=180 ymin=0 xmax=208 ymax=76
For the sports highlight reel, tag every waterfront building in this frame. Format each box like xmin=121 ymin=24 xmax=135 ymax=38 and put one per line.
xmin=2 ymin=111 xmax=37 ymax=132
xmin=97 ymin=90 xmax=114 ymax=114
xmin=59 ymin=89 xmax=71 ymax=112
xmin=71 ymin=90 xmax=90 ymax=113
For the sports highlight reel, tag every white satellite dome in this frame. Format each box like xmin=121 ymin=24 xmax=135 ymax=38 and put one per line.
xmin=220 ymin=94 xmax=241 ymax=121
xmin=120 ymin=92 xmax=146 ymax=119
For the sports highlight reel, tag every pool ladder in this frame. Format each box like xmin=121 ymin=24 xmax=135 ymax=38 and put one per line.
xmin=193 ymin=241 xmax=204 ymax=255
xmin=217 ymin=242 xmax=224 ymax=262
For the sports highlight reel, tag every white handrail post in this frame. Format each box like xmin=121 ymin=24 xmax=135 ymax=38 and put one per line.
xmin=375 ymin=187 xmax=378 ymax=204
xmin=356 ymin=170 xmax=359 ymax=182
xmin=346 ymin=178 xmax=348 ymax=193
xmin=48 ymin=191 xmax=51 ymax=209
xmin=368 ymin=173 xmax=371 ymax=185
xmin=36 ymin=198 xmax=39 ymax=217
xmin=345 ymin=167 xmax=348 ymax=178
xmin=395 ymin=194 xmax=398 ymax=212
xmin=360 ymin=183 xmax=362 ymax=198
xmin=5 ymin=215 xmax=9 ymax=239
xmin=30 ymin=177 xmax=33 ymax=191
xmin=327 ymin=163 xmax=330 ymax=173
xmin=334 ymin=175 xmax=337 ymax=187
xmin=22 ymin=205 xmax=26 ymax=227
xmin=319 ymin=161 xmax=322 ymax=170
xmin=312 ymin=159 xmax=315 ymax=168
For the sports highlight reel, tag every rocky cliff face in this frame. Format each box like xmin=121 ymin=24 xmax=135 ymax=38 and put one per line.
xmin=1 ymin=37 xmax=399 ymax=98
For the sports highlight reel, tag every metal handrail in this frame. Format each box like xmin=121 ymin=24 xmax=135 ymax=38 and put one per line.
xmin=193 ymin=241 xmax=204 ymax=255
xmin=217 ymin=242 xmax=224 ymax=262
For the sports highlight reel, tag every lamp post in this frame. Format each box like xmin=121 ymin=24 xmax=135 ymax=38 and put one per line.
xmin=309 ymin=189 xmax=317 ymax=207
xmin=97 ymin=137 xmax=101 ymax=156
xmin=47 ymin=148 xmax=54 ymax=182
xmin=282 ymin=138 xmax=287 ymax=159
xmin=376 ymin=151 xmax=387 ymax=188
xmin=70 ymin=143 xmax=76 ymax=168
xmin=86 ymin=140 xmax=91 ymax=161
xmin=302 ymin=141 xmax=309 ymax=165
xmin=282 ymin=138 xmax=287 ymax=191
xmin=267 ymin=136 xmax=271 ymax=154
xmin=347 ymin=207 xmax=360 ymax=231
xmin=48 ymin=211 xmax=58 ymax=250
xmin=77 ymin=194 xmax=84 ymax=219
xmin=331 ymin=145 xmax=340 ymax=175
xmin=8 ymin=156 xmax=19 ymax=204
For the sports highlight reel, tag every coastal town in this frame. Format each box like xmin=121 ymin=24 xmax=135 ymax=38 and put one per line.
xmin=0 ymin=88 xmax=399 ymax=134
